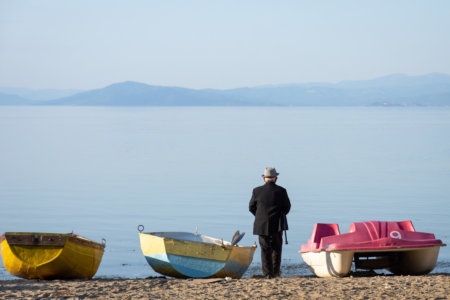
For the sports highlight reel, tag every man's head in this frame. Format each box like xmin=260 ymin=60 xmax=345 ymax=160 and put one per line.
xmin=262 ymin=167 xmax=279 ymax=182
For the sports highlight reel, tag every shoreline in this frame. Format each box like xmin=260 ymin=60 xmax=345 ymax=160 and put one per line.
xmin=1 ymin=274 xmax=449 ymax=299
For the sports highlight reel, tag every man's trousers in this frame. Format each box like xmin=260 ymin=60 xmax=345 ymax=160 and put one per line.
xmin=258 ymin=232 xmax=283 ymax=277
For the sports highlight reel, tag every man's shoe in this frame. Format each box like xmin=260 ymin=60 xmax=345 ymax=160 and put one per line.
xmin=251 ymin=274 xmax=274 ymax=279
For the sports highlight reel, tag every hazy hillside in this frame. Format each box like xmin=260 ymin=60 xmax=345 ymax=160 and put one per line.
xmin=45 ymin=81 xmax=251 ymax=106
xmin=0 ymin=87 xmax=83 ymax=101
xmin=221 ymin=73 xmax=450 ymax=106
xmin=0 ymin=92 xmax=31 ymax=105
xmin=1 ymin=73 xmax=450 ymax=106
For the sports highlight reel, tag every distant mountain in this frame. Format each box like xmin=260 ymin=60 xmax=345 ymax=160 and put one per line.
xmin=1 ymin=73 xmax=450 ymax=106
xmin=45 ymin=81 xmax=252 ymax=106
xmin=0 ymin=92 xmax=31 ymax=105
xmin=0 ymin=87 xmax=83 ymax=101
xmin=220 ymin=73 xmax=450 ymax=106
xmin=337 ymin=73 xmax=450 ymax=89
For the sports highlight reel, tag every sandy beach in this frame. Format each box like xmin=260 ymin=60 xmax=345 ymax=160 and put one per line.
xmin=0 ymin=274 xmax=448 ymax=299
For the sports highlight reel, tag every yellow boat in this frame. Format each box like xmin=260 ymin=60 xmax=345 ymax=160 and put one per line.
xmin=0 ymin=232 xmax=105 ymax=280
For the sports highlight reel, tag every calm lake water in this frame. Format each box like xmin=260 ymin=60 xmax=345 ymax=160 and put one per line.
xmin=0 ymin=106 xmax=449 ymax=279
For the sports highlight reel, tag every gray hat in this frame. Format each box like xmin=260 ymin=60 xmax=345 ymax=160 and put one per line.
xmin=262 ymin=167 xmax=279 ymax=178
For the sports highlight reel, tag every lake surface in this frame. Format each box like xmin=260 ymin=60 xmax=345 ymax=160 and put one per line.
xmin=0 ymin=106 xmax=449 ymax=279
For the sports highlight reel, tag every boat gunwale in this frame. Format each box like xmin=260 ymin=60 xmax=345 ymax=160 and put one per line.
xmin=0 ymin=233 xmax=6 ymax=243
xmin=68 ymin=234 xmax=106 ymax=250
xmin=141 ymin=232 xmax=256 ymax=249
xmin=1 ymin=232 xmax=105 ymax=250
xmin=300 ymin=244 xmax=446 ymax=254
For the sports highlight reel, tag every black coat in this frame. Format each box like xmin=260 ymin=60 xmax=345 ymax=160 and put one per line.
xmin=249 ymin=182 xmax=291 ymax=236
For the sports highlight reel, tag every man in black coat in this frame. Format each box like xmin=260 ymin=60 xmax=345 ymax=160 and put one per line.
xmin=249 ymin=167 xmax=291 ymax=278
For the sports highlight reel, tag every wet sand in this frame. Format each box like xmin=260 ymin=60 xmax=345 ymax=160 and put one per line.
xmin=0 ymin=274 xmax=448 ymax=299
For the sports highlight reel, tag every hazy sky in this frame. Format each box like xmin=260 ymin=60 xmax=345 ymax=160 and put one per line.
xmin=1 ymin=0 xmax=450 ymax=90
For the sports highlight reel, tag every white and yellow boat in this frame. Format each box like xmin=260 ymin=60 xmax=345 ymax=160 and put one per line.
xmin=0 ymin=232 xmax=105 ymax=280
xmin=138 ymin=226 xmax=256 ymax=279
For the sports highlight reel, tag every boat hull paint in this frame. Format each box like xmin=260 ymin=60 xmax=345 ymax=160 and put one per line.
xmin=386 ymin=246 xmax=441 ymax=275
xmin=301 ymin=250 xmax=354 ymax=278
xmin=0 ymin=233 xmax=105 ymax=280
xmin=301 ymin=246 xmax=442 ymax=278
xmin=139 ymin=232 xmax=256 ymax=279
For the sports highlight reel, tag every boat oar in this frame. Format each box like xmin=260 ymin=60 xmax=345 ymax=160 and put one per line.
xmin=231 ymin=230 xmax=245 ymax=246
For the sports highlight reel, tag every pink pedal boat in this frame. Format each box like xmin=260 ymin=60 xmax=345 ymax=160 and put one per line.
xmin=299 ymin=220 xmax=446 ymax=277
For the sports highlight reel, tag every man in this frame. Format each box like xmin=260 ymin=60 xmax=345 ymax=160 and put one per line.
xmin=249 ymin=167 xmax=291 ymax=278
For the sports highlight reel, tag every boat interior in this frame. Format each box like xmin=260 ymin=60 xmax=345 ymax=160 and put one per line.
xmin=149 ymin=232 xmax=232 ymax=246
